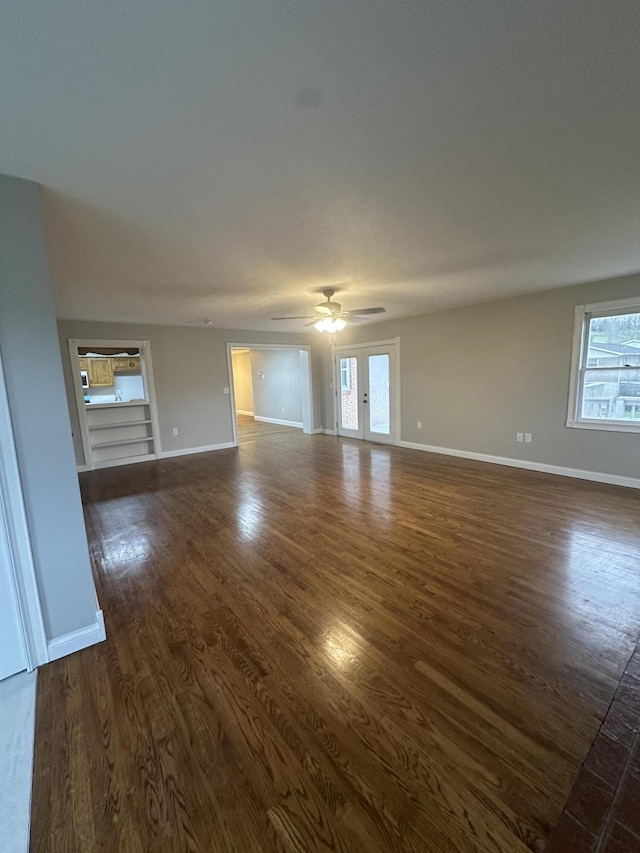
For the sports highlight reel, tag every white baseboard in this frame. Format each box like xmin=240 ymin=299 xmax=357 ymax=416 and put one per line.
xmin=47 ymin=610 xmax=106 ymax=662
xmin=399 ymin=440 xmax=640 ymax=490
xmin=254 ymin=416 xmax=303 ymax=429
xmin=321 ymin=428 xmax=338 ymax=435
xmin=76 ymin=464 xmax=91 ymax=473
xmin=236 ymin=409 xmax=254 ymax=416
xmin=159 ymin=441 xmax=236 ymax=459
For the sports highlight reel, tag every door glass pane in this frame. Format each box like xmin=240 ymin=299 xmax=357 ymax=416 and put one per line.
xmin=368 ymin=354 xmax=390 ymax=435
xmin=340 ymin=357 xmax=358 ymax=430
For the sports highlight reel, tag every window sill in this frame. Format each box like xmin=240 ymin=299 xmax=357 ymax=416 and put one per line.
xmin=566 ymin=419 xmax=640 ymax=435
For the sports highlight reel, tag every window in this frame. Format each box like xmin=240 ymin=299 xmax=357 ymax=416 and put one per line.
xmin=340 ymin=359 xmax=351 ymax=391
xmin=568 ymin=299 xmax=640 ymax=432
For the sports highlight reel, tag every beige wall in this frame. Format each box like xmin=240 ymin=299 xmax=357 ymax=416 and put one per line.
xmin=57 ymin=320 xmax=322 ymax=465
xmin=327 ymin=273 xmax=640 ymax=479
xmin=251 ymin=349 xmax=304 ymax=424
xmin=59 ymin=273 xmax=640 ymax=481
xmin=231 ymin=349 xmax=254 ymax=413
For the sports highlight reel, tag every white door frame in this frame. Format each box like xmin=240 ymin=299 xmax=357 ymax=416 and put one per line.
xmin=68 ymin=338 xmax=162 ymax=471
xmin=226 ymin=342 xmax=315 ymax=446
xmin=331 ymin=337 xmax=401 ymax=444
xmin=0 ymin=348 xmax=48 ymax=670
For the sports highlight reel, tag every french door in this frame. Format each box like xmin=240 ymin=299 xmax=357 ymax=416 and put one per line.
xmin=335 ymin=343 xmax=398 ymax=444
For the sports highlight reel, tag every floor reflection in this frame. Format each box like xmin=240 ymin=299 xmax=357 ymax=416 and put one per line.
xmin=322 ymin=622 xmax=363 ymax=679
xmin=549 ymin=520 xmax=640 ymax=663
xmin=235 ymin=494 xmax=265 ymax=541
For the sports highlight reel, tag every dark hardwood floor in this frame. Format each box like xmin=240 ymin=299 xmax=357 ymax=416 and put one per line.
xmin=31 ymin=433 xmax=640 ymax=851
xmin=236 ymin=412 xmax=300 ymax=443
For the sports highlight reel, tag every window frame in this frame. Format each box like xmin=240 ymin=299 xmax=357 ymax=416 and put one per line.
xmin=567 ymin=297 xmax=640 ymax=433
xmin=340 ymin=359 xmax=351 ymax=391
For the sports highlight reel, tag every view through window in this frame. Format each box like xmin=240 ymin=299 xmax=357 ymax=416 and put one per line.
xmin=572 ymin=304 xmax=640 ymax=428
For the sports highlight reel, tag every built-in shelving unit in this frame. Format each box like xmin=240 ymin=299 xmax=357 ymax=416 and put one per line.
xmin=70 ymin=338 xmax=161 ymax=471
xmin=85 ymin=400 xmax=156 ymax=468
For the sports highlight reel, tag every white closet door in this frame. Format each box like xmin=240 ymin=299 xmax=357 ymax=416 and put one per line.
xmin=0 ymin=495 xmax=28 ymax=681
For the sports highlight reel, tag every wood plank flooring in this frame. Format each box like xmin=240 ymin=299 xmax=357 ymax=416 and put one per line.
xmin=30 ymin=433 xmax=640 ymax=851
xmin=236 ymin=412 xmax=300 ymax=443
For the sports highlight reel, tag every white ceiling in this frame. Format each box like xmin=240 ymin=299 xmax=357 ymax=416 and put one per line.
xmin=2 ymin=1 xmax=640 ymax=331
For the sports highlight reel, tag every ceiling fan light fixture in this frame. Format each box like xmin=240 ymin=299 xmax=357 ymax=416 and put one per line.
xmin=315 ymin=316 xmax=347 ymax=333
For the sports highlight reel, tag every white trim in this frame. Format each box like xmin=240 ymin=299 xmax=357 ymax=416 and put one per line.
xmin=299 ymin=348 xmax=313 ymax=435
xmin=227 ymin=342 xmax=312 ymax=351
xmin=399 ymin=440 xmax=640 ymax=490
xmin=140 ymin=341 xmax=162 ymax=455
xmin=47 ymin=610 xmax=106 ymax=662
xmin=0 ymin=350 xmax=48 ymax=670
xmin=68 ymin=338 xmax=93 ymax=470
xmin=566 ymin=419 xmax=640 ymax=434
xmin=226 ymin=345 xmax=240 ymax=448
xmin=235 ymin=409 xmax=254 ymax=417
xmin=159 ymin=442 xmax=236 ymax=459
xmin=333 ymin=337 xmax=398 ymax=351
xmin=583 ymin=296 xmax=640 ymax=314
xmin=321 ymin=428 xmax=337 ymax=435
xmin=76 ymin=464 xmax=91 ymax=473
xmin=254 ymin=415 xmax=303 ymax=428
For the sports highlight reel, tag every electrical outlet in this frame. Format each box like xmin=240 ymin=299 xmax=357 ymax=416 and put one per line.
xmin=417 ymin=421 xmax=422 ymax=430
xmin=223 ymin=386 xmax=230 ymax=395
xmin=282 ymin=407 xmax=285 ymax=413
xmin=524 ymin=432 xmax=532 ymax=443
xmin=172 ymin=427 xmax=178 ymax=436
xmin=516 ymin=432 xmax=523 ymax=442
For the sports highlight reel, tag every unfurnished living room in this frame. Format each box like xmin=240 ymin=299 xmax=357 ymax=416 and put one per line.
xmin=2 ymin=3 xmax=640 ymax=852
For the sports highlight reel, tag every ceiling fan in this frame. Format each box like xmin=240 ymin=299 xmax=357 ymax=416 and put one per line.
xmin=272 ymin=289 xmax=386 ymax=333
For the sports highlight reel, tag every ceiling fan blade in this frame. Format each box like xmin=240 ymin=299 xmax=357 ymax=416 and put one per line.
xmin=271 ymin=315 xmax=316 ymax=320
xmin=346 ymin=307 xmax=386 ymax=316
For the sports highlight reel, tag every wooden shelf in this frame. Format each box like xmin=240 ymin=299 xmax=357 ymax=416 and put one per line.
xmin=90 ymin=437 xmax=155 ymax=449
xmin=85 ymin=401 xmax=149 ymax=410
xmin=88 ymin=419 xmax=152 ymax=431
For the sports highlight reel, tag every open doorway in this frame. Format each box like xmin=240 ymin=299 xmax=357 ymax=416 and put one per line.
xmin=228 ymin=345 xmax=313 ymax=445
